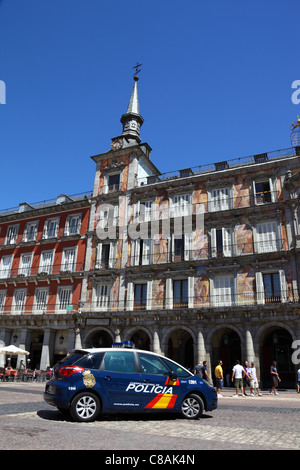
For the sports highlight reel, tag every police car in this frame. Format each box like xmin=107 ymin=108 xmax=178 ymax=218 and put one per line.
xmin=44 ymin=342 xmax=218 ymax=422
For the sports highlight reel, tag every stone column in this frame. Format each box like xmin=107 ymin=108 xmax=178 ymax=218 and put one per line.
xmin=40 ymin=329 xmax=55 ymax=370
xmin=245 ymin=328 xmax=255 ymax=366
xmin=153 ymin=330 xmax=162 ymax=355
xmin=196 ymin=330 xmax=206 ymax=364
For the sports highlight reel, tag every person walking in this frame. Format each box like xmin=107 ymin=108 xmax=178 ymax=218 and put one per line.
xmin=297 ymin=367 xmax=300 ymax=394
xmin=231 ymin=360 xmax=246 ymax=397
xmin=193 ymin=361 xmax=203 ymax=378
xmin=202 ymin=360 xmax=211 ymax=383
xmin=248 ymin=361 xmax=262 ymax=396
xmin=243 ymin=360 xmax=250 ymax=396
xmin=270 ymin=361 xmax=280 ymax=395
xmin=214 ymin=360 xmax=224 ymax=398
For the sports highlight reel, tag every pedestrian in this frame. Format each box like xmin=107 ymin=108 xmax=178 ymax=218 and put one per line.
xmin=214 ymin=360 xmax=224 ymax=398
xmin=297 ymin=367 xmax=300 ymax=394
xmin=270 ymin=361 xmax=280 ymax=395
xmin=248 ymin=361 xmax=262 ymax=396
xmin=193 ymin=361 xmax=203 ymax=378
xmin=243 ymin=360 xmax=250 ymax=396
xmin=231 ymin=360 xmax=246 ymax=397
xmin=202 ymin=360 xmax=211 ymax=383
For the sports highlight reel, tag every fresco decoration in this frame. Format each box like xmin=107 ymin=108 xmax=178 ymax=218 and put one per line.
xmin=194 ymin=274 xmax=209 ymax=307
xmin=237 ymin=268 xmax=255 ymax=304
xmin=233 ymin=175 xmax=250 ymax=209
xmin=235 ymin=220 xmax=253 ymax=256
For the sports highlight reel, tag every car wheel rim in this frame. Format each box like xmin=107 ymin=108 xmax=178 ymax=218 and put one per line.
xmin=76 ymin=396 xmax=97 ymax=419
xmin=182 ymin=397 xmax=200 ymax=418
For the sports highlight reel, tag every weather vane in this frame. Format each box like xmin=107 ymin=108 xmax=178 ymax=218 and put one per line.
xmin=133 ymin=62 xmax=142 ymax=76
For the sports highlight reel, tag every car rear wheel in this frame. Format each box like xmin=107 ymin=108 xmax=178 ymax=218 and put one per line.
xmin=181 ymin=394 xmax=204 ymax=419
xmin=70 ymin=392 xmax=100 ymax=422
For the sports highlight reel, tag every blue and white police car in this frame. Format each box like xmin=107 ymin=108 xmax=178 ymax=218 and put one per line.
xmin=44 ymin=342 xmax=218 ymax=422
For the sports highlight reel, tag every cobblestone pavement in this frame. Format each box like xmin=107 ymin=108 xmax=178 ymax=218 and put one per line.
xmin=0 ymin=382 xmax=300 ymax=451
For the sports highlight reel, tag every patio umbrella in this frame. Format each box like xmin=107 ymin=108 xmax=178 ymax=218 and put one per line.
xmin=0 ymin=345 xmax=29 ymax=355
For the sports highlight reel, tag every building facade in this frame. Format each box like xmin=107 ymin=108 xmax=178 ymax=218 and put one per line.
xmin=0 ymin=193 xmax=91 ymax=369
xmin=1 ymin=75 xmax=299 ymax=386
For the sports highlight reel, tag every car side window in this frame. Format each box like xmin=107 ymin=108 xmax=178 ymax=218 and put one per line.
xmin=103 ymin=351 xmax=136 ymax=373
xmin=162 ymin=357 xmax=191 ymax=378
xmin=138 ymin=353 xmax=170 ymax=376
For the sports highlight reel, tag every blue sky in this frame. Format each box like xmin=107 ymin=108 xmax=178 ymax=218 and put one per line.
xmin=0 ymin=0 xmax=299 ymax=210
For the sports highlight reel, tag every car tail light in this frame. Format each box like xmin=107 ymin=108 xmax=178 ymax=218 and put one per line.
xmin=59 ymin=365 xmax=85 ymax=377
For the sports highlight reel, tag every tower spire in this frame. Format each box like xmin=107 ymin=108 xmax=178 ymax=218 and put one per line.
xmin=111 ymin=65 xmax=144 ymax=150
xmin=120 ymin=66 xmax=144 ymax=144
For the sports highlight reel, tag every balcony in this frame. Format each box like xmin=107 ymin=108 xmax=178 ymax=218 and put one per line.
xmin=0 ymin=262 xmax=85 ymax=282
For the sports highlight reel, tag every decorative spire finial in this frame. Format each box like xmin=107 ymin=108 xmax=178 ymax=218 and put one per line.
xmin=133 ymin=62 xmax=142 ymax=81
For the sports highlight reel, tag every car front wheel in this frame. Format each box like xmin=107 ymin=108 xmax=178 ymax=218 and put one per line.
xmin=70 ymin=392 xmax=100 ymax=422
xmin=181 ymin=394 xmax=204 ymax=419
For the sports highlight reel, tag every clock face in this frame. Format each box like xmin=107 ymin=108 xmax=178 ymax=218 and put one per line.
xmin=111 ymin=138 xmax=123 ymax=150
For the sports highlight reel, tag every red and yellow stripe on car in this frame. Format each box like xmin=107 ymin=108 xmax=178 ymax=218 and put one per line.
xmin=145 ymin=393 xmax=178 ymax=409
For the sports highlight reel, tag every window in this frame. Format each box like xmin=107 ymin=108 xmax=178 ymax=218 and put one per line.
xmin=131 ymin=239 xmax=151 ymax=266
xmin=210 ymin=188 xmax=230 ymax=212
xmin=43 ymin=218 xmax=59 ymax=239
xmin=173 ymin=279 xmax=188 ymax=307
xmin=13 ymin=289 xmax=26 ymax=313
xmin=138 ymin=352 xmax=170 ymax=376
xmin=61 ymin=248 xmax=76 ymax=272
xmin=253 ymin=179 xmax=276 ymax=205
xmin=96 ymin=242 xmax=116 ymax=269
xmin=95 ymin=284 xmax=111 ymax=309
xmin=0 ymin=255 xmax=13 ymax=279
xmin=34 ymin=288 xmax=49 ymax=313
xmin=255 ymin=270 xmax=287 ymax=304
xmin=263 ymin=273 xmax=281 ymax=303
xmin=213 ymin=275 xmax=234 ymax=306
xmin=6 ymin=225 xmax=19 ymax=244
xmin=103 ymin=351 xmax=136 ymax=373
xmin=57 ymin=287 xmax=72 ymax=310
xmin=0 ymin=290 xmax=6 ymax=312
xmin=108 ymin=174 xmax=120 ymax=192
xmin=134 ymin=283 xmax=147 ymax=309
xmin=171 ymin=234 xmax=192 ymax=262
xmin=170 ymin=194 xmax=191 ymax=218
xmin=39 ymin=250 xmax=54 ymax=274
xmin=255 ymin=222 xmax=278 ymax=253
xmin=65 ymin=215 xmax=81 ymax=236
xmin=211 ymin=228 xmax=233 ymax=257
xmin=23 ymin=221 xmax=38 ymax=242
xmin=18 ymin=253 xmax=33 ymax=276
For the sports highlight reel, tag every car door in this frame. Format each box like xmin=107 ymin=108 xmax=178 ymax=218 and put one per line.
xmin=136 ymin=352 xmax=181 ymax=411
xmin=98 ymin=350 xmax=143 ymax=411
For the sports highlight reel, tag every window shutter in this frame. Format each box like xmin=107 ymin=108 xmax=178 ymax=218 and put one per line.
xmin=222 ymin=228 xmax=232 ymax=257
xmin=184 ymin=233 xmax=192 ymax=261
xmin=126 ymin=282 xmax=134 ymax=310
xmin=188 ymin=276 xmax=194 ymax=308
xmin=146 ymin=280 xmax=152 ymax=310
xmin=165 ymin=277 xmax=173 ymax=309
xmin=108 ymin=241 xmax=116 ymax=268
xmin=96 ymin=243 xmax=102 ymax=269
xmin=142 ymin=239 xmax=151 ymax=265
xmin=255 ymin=272 xmax=265 ymax=305
xmin=211 ymin=228 xmax=217 ymax=257
xmin=279 ymin=269 xmax=287 ymax=303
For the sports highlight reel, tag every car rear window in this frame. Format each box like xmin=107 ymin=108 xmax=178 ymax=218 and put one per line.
xmin=74 ymin=352 xmax=104 ymax=370
xmin=58 ymin=352 xmax=104 ymax=370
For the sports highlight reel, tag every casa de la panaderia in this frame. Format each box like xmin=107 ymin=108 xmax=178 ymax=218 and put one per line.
xmin=0 ymin=73 xmax=299 ymax=387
